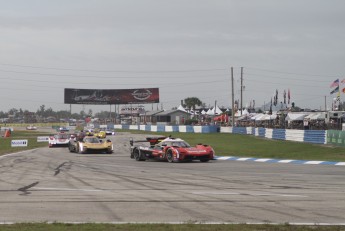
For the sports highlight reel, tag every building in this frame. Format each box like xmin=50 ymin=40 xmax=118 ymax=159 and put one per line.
xmin=140 ymin=110 xmax=164 ymax=125
xmin=120 ymin=105 xmax=145 ymax=125
xmin=153 ymin=109 xmax=191 ymax=125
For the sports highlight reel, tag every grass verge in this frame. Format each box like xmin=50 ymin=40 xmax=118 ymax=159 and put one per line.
xmin=2 ymin=129 xmax=345 ymax=161
xmin=0 ymin=223 xmax=344 ymax=231
xmin=0 ymin=130 xmax=49 ymax=156
xmin=120 ymin=130 xmax=345 ymax=162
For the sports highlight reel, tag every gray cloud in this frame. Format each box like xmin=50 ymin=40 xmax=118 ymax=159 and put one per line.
xmin=0 ymin=0 xmax=344 ymax=113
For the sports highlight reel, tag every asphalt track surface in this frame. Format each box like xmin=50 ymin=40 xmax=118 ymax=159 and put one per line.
xmin=1 ymin=132 xmax=345 ymax=224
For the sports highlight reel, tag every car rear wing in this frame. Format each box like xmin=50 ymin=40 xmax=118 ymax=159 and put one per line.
xmin=129 ymin=136 xmax=167 ymax=147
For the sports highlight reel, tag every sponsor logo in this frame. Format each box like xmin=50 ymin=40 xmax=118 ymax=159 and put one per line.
xmin=11 ymin=140 xmax=28 ymax=147
xmin=37 ymin=136 xmax=49 ymax=142
xmin=132 ymin=89 xmax=152 ymax=101
xmin=187 ymin=148 xmax=207 ymax=153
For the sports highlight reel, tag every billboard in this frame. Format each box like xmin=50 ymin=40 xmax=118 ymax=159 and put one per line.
xmin=64 ymin=88 xmax=159 ymax=105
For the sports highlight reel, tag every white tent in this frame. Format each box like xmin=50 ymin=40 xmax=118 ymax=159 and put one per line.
xmin=251 ymin=113 xmax=277 ymax=121
xmin=200 ymin=110 xmax=207 ymax=115
xmin=256 ymin=114 xmax=272 ymax=121
xmin=206 ymin=106 xmax=223 ymax=115
xmin=177 ymin=105 xmax=187 ymax=112
xmin=285 ymin=113 xmax=308 ymax=121
xmin=304 ymin=112 xmax=326 ymax=120
xmin=251 ymin=113 xmax=265 ymax=121
xmin=214 ymin=105 xmax=223 ymax=114
xmin=235 ymin=109 xmax=250 ymax=117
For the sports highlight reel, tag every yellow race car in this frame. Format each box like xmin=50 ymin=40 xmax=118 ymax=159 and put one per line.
xmin=94 ymin=130 xmax=106 ymax=139
xmin=68 ymin=135 xmax=113 ymax=154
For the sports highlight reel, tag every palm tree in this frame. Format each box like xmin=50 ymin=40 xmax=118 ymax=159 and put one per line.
xmin=184 ymin=97 xmax=202 ymax=112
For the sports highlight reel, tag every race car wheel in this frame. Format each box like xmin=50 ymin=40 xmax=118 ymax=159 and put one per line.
xmin=107 ymin=148 xmax=113 ymax=154
xmin=133 ymin=149 xmax=145 ymax=161
xmin=68 ymin=143 xmax=74 ymax=153
xmin=166 ymin=150 xmax=174 ymax=163
xmin=76 ymin=142 xmax=83 ymax=154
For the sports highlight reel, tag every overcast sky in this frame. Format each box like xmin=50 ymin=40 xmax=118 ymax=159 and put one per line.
xmin=1 ymin=0 xmax=344 ymax=114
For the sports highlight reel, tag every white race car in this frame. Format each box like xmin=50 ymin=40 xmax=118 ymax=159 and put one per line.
xmin=49 ymin=132 xmax=70 ymax=147
xmin=105 ymin=129 xmax=115 ymax=135
xmin=26 ymin=125 xmax=37 ymax=130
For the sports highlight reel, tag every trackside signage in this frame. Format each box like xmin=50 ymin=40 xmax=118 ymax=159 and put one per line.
xmin=37 ymin=136 xmax=49 ymax=142
xmin=64 ymin=88 xmax=159 ymax=105
xmin=11 ymin=140 xmax=28 ymax=147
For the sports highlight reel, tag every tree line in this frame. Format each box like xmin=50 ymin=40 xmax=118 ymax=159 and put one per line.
xmin=0 ymin=97 xmax=215 ymax=123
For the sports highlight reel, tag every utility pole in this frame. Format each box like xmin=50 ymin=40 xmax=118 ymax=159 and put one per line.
xmin=240 ymin=67 xmax=243 ymax=115
xmin=324 ymin=95 xmax=327 ymax=111
xmin=109 ymin=104 xmax=112 ymax=122
xmin=231 ymin=67 xmax=235 ymax=127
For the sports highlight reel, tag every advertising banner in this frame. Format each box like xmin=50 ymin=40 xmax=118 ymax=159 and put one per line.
xmin=11 ymin=140 xmax=28 ymax=147
xmin=37 ymin=136 xmax=49 ymax=142
xmin=64 ymin=88 xmax=159 ymax=105
xmin=327 ymin=130 xmax=345 ymax=147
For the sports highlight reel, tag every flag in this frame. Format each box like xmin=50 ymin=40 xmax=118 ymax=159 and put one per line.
xmin=337 ymin=92 xmax=340 ymax=101
xmin=341 ymin=78 xmax=345 ymax=84
xmin=283 ymin=90 xmax=286 ymax=104
xmin=330 ymin=79 xmax=339 ymax=88
xmin=288 ymin=89 xmax=291 ymax=104
xmin=342 ymin=88 xmax=345 ymax=93
xmin=330 ymin=86 xmax=339 ymax=94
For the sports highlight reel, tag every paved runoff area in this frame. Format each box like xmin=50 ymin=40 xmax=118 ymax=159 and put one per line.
xmin=0 ymin=132 xmax=345 ymax=224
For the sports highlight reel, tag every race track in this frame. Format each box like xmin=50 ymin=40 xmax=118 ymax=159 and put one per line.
xmin=1 ymin=132 xmax=345 ymax=224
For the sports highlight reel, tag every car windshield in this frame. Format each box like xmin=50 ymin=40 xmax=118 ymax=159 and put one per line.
xmin=84 ymin=137 xmax=100 ymax=143
xmin=57 ymin=134 xmax=68 ymax=139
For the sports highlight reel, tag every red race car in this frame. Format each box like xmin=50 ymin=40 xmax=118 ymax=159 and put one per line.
xmin=130 ymin=136 xmax=215 ymax=162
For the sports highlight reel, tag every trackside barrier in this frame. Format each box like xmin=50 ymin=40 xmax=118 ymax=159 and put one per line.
xmin=114 ymin=124 xmax=218 ymax=133
xmin=114 ymin=125 xmax=327 ymax=144
xmin=304 ymin=130 xmax=327 ymax=144
xmin=327 ymin=130 xmax=345 ymax=146
xmin=265 ymin=128 xmax=273 ymax=139
xmin=214 ymin=126 xmax=326 ymax=144
xmin=285 ymin=129 xmax=305 ymax=142
xmin=272 ymin=129 xmax=286 ymax=140
xmin=256 ymin=128 xmax=326 ymax=144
